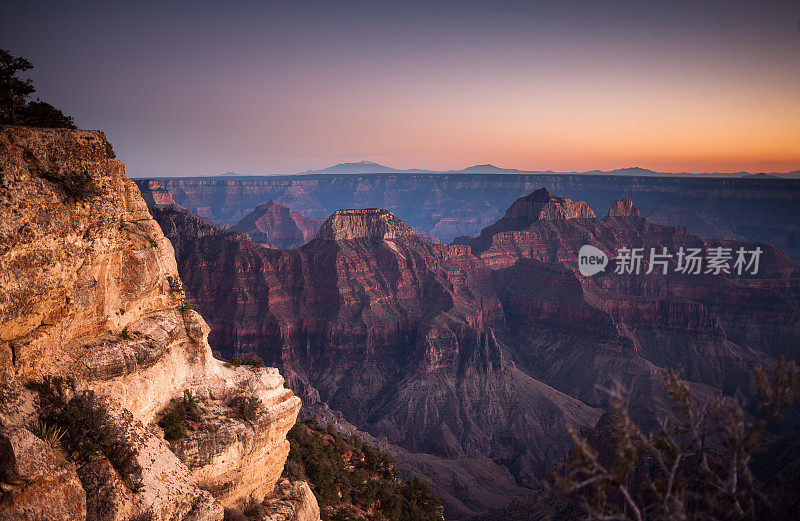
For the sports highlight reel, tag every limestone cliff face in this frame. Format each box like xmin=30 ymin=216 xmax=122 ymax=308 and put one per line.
xmin=0 ymin=126 xmax=315 ymax=521
xmin=136 ymin=178 xmax=184 ymax=210
xmin=315 ymin=208 xmax=414 ymax=241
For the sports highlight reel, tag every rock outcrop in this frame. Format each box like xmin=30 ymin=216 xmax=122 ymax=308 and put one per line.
xmin=0 ymin=126 xmax=316 ymax=521
xmin=315 ymin=208 xmax=415 ymax=241
xmin=465 ymin=188 xmax=596 ymax=255
xmin=606 ymin=197 xmax=640 ymax=217
xmin=229 ymin=200 xmax=323 ymax=249
xmin=136 ymin=178 xmax=184 ymax=210
xmin=0 ymin=426 xmax=87 ymax=521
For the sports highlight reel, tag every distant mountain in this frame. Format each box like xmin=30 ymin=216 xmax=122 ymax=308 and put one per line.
xmin=605 ymin=166 xmax=663 ymax=176
xmin=297 ymin=161 xmax=800 ymax=178
xmin=301 ymin=160 xmax=406 ymax=174
xmin=449 ymin=164 xmax=530 ymax=174
xmin=742 ymin=173 xmax=779 ymax=179
xmin=300 ymin=161 xmax=528 ymax=175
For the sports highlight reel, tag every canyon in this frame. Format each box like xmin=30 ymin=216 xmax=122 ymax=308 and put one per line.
xmin=148 ymin=178 xmax=800 ymax=518
xmin=136 ymin=173 xmax=800 ymax=259
xmin=2 ymin=128 xmax=798 ymax=520
xmin=0 ymin=127 xmax=319 ymax=521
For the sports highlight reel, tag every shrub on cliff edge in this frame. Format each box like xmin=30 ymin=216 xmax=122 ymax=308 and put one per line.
xmin=282 ymin=418 xmax=443 ymax=521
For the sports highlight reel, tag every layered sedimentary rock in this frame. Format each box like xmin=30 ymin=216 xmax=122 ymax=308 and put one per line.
xmin=137 ymin=178 xmax=184 ymax=209
xmin=135 ymin=173 xmax=800 ymax=258
xmin=0 ymin=126 xmax=315 ymax=521
xmin=607 ymin=197 xmax=639 ymax=217
xmin=152 ymin=185 xmax=800 ymax=517
xmin=153 ymin=205 xmax=601 ymax=516
xmin=229 ymin=200 xmax=323 ymax=249
xmin=315 ymin=208 xmax=414 ymax=241
xmin=464 ymin=188 xmax=596 ymax=255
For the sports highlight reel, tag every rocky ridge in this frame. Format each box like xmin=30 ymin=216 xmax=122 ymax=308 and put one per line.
xmin=0 ymin=126 xmax=318 ymax=521
xmin=229 ymin=200 xmax=324 ymax=249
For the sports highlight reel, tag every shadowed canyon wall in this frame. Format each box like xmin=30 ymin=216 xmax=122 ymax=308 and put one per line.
xmin=137 ymin=174 xmax=800 ymax=259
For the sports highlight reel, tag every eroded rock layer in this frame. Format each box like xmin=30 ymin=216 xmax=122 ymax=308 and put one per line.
xmin=229 ymin=200 xmax=323 ymax=249
xmin=0 ymin=126 xmax=315 ymax=521
xmin=153 ymin=187 xmax=800 ymax=518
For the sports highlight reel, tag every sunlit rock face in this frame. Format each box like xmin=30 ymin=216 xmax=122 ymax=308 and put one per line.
xmin=0 ymin=126 xmax=315 ymax=521
xmin=606 ymin=197 xmax=640 ymax=218
xmin=314 ymin=208 xmax=414 ymax=241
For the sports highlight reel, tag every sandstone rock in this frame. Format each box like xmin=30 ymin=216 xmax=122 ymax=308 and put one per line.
xmin=137 ymin=178 xmax=184 ymax=209
xmin=0 ymin=458 xmax=87 ymax=521
xmin=170 ymin=366 xmax=301 ymax=508
xmin=0 ymin=427 xmax=59 ymax=483
xmin=264 ymin=480 xmax=321 ymax=521
xmin=229 ymin=200 xmax=324 ymax=249
xmin=468 ymin=187 xmax=596 ymax=254
xmin=77 ymin=456 xmax=135 ymax=521
xmin=607 ymin=197 xmax=640 ymax=217
xmin=0 ymin=127 xmax=301 ymax=521
xmin=315 ymin=208 xmax=414 ymax=241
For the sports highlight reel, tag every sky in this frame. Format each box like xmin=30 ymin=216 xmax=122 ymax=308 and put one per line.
xmin=2 ymin=0 xmax=799 ymax=177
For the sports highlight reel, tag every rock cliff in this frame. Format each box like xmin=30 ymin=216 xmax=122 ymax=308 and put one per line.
xmin=0 ymin=126 xmax=317 ymax=521
xmin=315 ymin=208 xmax=414 ymax=241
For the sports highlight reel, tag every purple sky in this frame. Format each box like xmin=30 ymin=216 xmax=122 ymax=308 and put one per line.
xmin=2 ymin=0 xmax=799 ymax=176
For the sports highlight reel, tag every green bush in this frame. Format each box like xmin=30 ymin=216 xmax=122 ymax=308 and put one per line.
xmin=226 ymin=357 xmax=243 ymax=368
xmin=229 ymin=395 xmax=261 ymax=422
xmin=41 ymin=170 xmax=98 ymax=201
xmin=225 ymin=355 xmax=264 ymax=368
xmin=18 ymin=101 xmax=76 ymax=129
xmin=159 ymin=408 xmax=187 ymax=442
xmin=243 ymin=355 xmax=264 ymax=368
xmin=282 ymin=420 xmax=443 ymax=521
xmin=158 ymin=390 xmax=205 ymax=442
